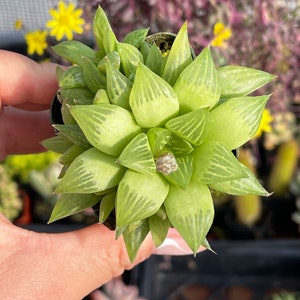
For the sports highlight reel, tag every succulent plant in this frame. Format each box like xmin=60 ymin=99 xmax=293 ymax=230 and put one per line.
xmin=43 ymin=6 xmax=275 ymax=261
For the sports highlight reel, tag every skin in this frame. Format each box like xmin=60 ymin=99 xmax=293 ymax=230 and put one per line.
xmin=0 ymin=51 xmax=203 ymax=299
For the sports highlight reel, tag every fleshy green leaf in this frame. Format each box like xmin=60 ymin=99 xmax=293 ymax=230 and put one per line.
xmin=149 ymin=206 xmax=171 ymax=247
xmin=202 ymin=238 xmax=215 ymax=253
xmin=59 ymin=87 xmax=95 ymax=106
xmin=53 ymin=124 xmax=91 ymax=148
xmin=192 ymin=141 xmax=248 ymax=184
xmin=58 ymin=66 xmax=86 ymax=89
xmin=145 ymin=44 xmax=164 ymax=75
xmin=164 ymin=181 xmax=214 ymax=254
xmin=48 ymin=193 xmax=101 ymax=223
xmin=209 ymin=162 xmax=271 ymax=196
xmin=60 ymin=98 xmax=76 ymax=125
xmin=167 ymin=135 xmax=194 ymax=157
xmin=59 ymin=144 xmax=86 ymax=165
xmin=206 ymin=95 xmax=270 ymax=150
xmin=118 ymin=133 xmax=156 ymax=175
xmin=106 ymin=60 xmax=132 ymax=110
xmin=55 ymin=147 xmax=126 ymax=193
xmin=116 ymin=170 xmax=169 ymax=227
xmin=70 ymin=104 xmax=142 ymax=156
xmin=52 ymin=41 xmax=98 ymax=65
xmin=130 ymin=63 xmax=179 ymax=128
xmin=98 ymin=51 xmax=121 ymax=73
xmin=99 ymin=191 xmax=116 ymax=223
xmin=147 ymin=127 xmax=172 ymax=156
xmin=122 ymin=28 xmax=149 ymax=48
xmin=81 ymin=57 xmax=106 ymax=93
xmin=118 ymin=42 xmax=144 ymax=77
xmin=218 ymin=66 xmax=276 ymax=98
xmin=162 ymin=155 xmax=193 ymax=189
xmin=166 ymin=107 xmax=209 ymax=146
xmin=173 ymin=47 xmax=220 ymax=113
xmin=139 ymin=41 xmax=152 ymax=62
xmin=93 ymin=89 xmax=110 ymax=105
xmin=162 ymin=21 xmax=193 ymax=86
xmin=41 ymin=135 xmax=73 ymax=154
xmin=122 ymin=219 xmax=150 ymax=262
xmin=93 ymin=6 xmax=118 ymax=56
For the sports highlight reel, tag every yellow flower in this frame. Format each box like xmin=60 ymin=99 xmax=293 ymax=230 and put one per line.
xmin=255 ymin=109 xmax=273 ymax=138
xmin=25 ymin=30 xmax=48 ymax=55
xmin=14 ymin=19 xmax=23 ymax=30
xmin=211 ymin=21 xmax=232 ymax=47
xmin=46 ymin=1 xmax=85 ymax=41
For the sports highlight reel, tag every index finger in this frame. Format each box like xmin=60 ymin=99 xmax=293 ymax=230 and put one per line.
xmin=0 ymin=50 xmax=58 ymax=110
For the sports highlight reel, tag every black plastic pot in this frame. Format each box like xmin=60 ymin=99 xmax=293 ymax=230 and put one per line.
xmin=130 ymin=240 xmax=300 ymax=300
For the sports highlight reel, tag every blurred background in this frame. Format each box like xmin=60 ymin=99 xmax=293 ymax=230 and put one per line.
xmin=0 ymin=1 xmax=299 ymax=299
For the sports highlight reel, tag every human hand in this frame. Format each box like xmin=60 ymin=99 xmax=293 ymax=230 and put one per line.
xmin=0 ymin=50 xmax=58 ymax=160
xmin=0 ymin=213 xmax=155 ymax=299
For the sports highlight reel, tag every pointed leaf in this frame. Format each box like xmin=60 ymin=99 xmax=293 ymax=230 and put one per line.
xmin=52 ymin=41 xmax=98 ymax=65
xmin=173 ymin=47 xmax=220 ymax=113
xmin=130 ymin=63 xmax=179 ymax=128
xmin=164 ymin=181 xmax=214 ymax=254
xmin=82 ymin=57 xmax=106 ymax=93
xmin=123 ymin=219 xmax=150 ymax=262
xmin=53 ymin=124 xmax=91 ymax=148
xmin=167 ymin=135 xmax=194 ymax=157
xmin=116 ymin=226 xmax=127 ymax=240
xmin=166 ymin=107 xmax=209 ymax=146
xmin=48 ymin=193 xmax=101 ymax=223
xmin=202 ymin=238 xmax=216 ymax=253
xmin=106 ymin=60 xmax=132 ymax=110
xmin=206 ymin=95 xmax=270 ymax=150
xmin=70 ymin=104 xmax=142 ymax=156
xmin=58 ymin=66 xmax=86 ymax=89
xmin=42 ymin=135 xmax=73 ymax=154
xmin=209 ymin=162 xmax=271 ymax=196
xmin=116 ymin=170 xmax=169 ymax=226
xmin=192 ymin=142 xmax=248 ymax=184
xmin=60 ymin=99 xmax=76 ymax=125
xmin=147 ymin=127 xmax=172 ymax=156
xmin=162 ymin=155 xmax=193 ymax=189
xmin=218 ymin=66 xmax=276 ymax=98
xmin=123 ymin=28 xmax=149 ymax=48
xmin=55 ymin=148 xmax=126 ymax=194
xmin=118 ymin=133 xmax=156 ymax=175
xmin=98 ymin=51 xmax=121 ymax=73
xmin=59 ymin=144 xmax=86 ymax=165
xmin=93 ymin=6 xmax=118 ymax=56
xmin=162 ymin=21 xmax=193 ymax=86
xmin=118 ymin=42 xmax=144 ymax=77
xmin=149 ymin=206 xmax=171 ymax=247
xmin=99 ymin=191 xmax=116 ymax=223
xmin=139 ymin=41 xmax=151 ymax=62
xmin=93 ymin=89 xmax=110 ymax=105
xmin=59 ymin=87 xmax=95 ymax=106
xmin=145 ymin=44 xmax=164 ymax=75
xmin=102 ymin=27 xmax=118 ymax=54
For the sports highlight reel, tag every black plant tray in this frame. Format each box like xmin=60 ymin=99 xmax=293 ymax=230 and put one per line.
xmin=131 ymin=239 xmax=300 ymax=300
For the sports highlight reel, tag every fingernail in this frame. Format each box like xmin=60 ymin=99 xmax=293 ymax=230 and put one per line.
xmin=154 ymin=238 xmax=195 ymax=256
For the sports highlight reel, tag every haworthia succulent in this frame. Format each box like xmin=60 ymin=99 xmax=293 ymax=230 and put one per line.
xmin=48 ymin=5 xmax=274 ymax=262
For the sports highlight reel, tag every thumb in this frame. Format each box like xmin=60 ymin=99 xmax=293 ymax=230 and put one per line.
xmin=0 ymin=217 xmax=155 ymax=299
xmin=47 ymin=223 xmax=155 ymax=298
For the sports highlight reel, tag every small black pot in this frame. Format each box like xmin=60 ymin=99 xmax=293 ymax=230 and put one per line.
xmin=50 ymin=95 xmax=63 ymax=125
